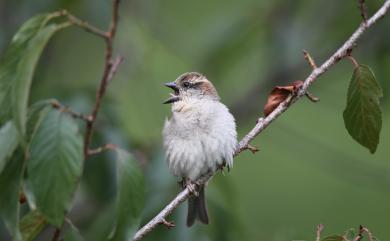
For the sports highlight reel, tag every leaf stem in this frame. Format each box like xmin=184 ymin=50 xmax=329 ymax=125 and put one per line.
xmin=60 ymin=10 xmax=108 ymax=39
xmin=347 ymin=55 xmax=360 ymax=68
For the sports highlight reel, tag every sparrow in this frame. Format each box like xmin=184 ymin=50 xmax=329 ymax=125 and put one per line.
xmin=162 ymin=72 xmax=237 ymax=226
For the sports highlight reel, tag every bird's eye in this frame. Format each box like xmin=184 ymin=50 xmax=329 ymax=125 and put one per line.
xmin=182 ymin=82 xmax=190 ymax=88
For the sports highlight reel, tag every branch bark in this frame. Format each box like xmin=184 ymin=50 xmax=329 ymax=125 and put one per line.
xmin=132 ymin=1 xmax=390 ymax=240
xmin=83 ymin=0 xmax=121 ymax=158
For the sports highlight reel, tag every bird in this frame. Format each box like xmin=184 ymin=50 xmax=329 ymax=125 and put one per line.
xmin=162 ymin=72 xmax=237 ymax=227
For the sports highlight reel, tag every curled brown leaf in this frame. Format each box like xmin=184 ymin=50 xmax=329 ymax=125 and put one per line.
xmin=263 ymin=80 xmax=303 ymax=116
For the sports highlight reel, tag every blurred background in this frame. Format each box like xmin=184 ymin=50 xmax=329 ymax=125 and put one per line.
xmin=1 ymin=0 xmax=390 ymax=240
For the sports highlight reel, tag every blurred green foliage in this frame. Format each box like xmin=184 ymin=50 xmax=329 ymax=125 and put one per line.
xmin=0 ymin=0 xmax=390 ymax=240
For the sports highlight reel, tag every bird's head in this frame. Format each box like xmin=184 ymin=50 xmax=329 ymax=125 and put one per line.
xmin=163 ymin=72 xmax=219 ymax=104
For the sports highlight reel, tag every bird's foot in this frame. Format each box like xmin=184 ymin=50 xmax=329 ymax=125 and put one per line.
xmin=160 ymin=218 xmax=175 ymax=229
xmin=217 ymin=163 xmax=229 ymax=174
xmin=186 ymin=180 xmax=200 ymax=197
xmin=178 ymin=178 xmax=186 ymax=189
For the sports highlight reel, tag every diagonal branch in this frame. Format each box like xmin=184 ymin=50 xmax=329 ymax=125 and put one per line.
xmin=132 ymin=1 xmax=390 ymax=240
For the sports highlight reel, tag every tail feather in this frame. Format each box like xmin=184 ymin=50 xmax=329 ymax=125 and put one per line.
xmin=186 ymin=185 xmax=209 ymax=227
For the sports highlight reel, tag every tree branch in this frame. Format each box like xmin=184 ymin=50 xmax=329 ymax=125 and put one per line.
xmin=358 ymin=0 xmax=368 ymax=23
xmin=50 ymin=1 xmax=122 ymax=241
xmin=51 ymin=100 xmax=92 ymax=122
xmin=316 ymin=224 xmax=324 ymax=241
xmin=132 ymin=1 xmax=390 ymax=240
xmin=60 ymin=10 xmax=108 ymax=39
xmin=83 ymin=0 xmax=121 ymax=158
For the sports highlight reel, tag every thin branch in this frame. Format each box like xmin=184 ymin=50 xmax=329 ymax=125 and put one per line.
xmin=50 ymin=228 xmax=61 ymax=241
xmin=51 ymin=100 xmax=92 ymax=122
xmin=360 ymin=226 xmax=374 ymax=241
xmin=305 ymin=92 xmax=320 ymax=102
xmin=347 ymin=55 xmax=360 ymax=68
xmin=316 ymin=224 xmax=324 ymax=241
xmin=359 ymin=0 xmax=368 ymax=23
xmin=132 ymin=1 xmax=390 ymax=240
xmin=60 ymin=10 xmax=108 ymax=39
xmin=88 ymin=143 xmax=117 ymax=156
xmin=83 ymin=0 xmax=121 ymax=158
xmin=49 ymin=1 xmax=121 ymax=240
xmin=354 ymin=225 xmax=365 ymax=241
xmin=247 ymin=144 xmax=259 ymax=154
xmin=303 ymin=49 xmax=318 ymax=69
xmin=107 ymin=56 xmax=124 ymax=84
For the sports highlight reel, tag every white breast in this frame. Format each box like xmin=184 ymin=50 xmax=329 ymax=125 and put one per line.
xmin=163 ymin=99 xmax=237 ymax=181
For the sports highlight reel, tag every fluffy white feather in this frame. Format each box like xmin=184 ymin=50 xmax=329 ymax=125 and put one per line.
xmin=163 ymin=79 xmax=237 ymax=181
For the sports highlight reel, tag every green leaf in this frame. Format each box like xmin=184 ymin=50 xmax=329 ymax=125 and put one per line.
xmin=64 ymin=222 xmax=85 ymax=241
xmin=0 ymin=14 xmax=49 ymax=123
xmin=19 ymin=210 xmax=47 ymax=241
xmin=26 ymin=100 xmax=53 ymax=144
xmin=0 ymin=121 xmax=19 ymax=174
xmin=343 ymin=65 xmax=383 ymax=153
xmin=322 ymin=235 xmax=344 ymax=241
xmin=28 ymin=109 xmax=83 ymax=227
xmin=12 ymin=22 xmax=70 ymax=138
xmin=0 ymin=13 xmax=61 ymax=126
xmin=109 ymin=148 xmax=145 ymax=241
xmin=0 ymin=150 xmax=26 ymax=241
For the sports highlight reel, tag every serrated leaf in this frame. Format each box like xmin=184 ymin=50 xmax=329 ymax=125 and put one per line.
xmin=109 ymin=148 xmax=145 ymax=241
xmin=12 ymin=22 xmax=70 ymax=138
xmin=0 ymin=121 xmax=19 ymax=174
xmin=20 ymin=210 xmax=47 ymax=241
xmin=0 ymin=150 xmax=26 ymax=241
xmin=64 ymin=222 xmax=85 ymax=241
xmin=28 ymin=109 xmax=83 ymax=227
xmin=0 ymin=13 xmax=60 ymax=126
xmin=343 ymin=65 xmax=383 ymax=153
xmin=322 ymin=235 xmax=344 ymax=241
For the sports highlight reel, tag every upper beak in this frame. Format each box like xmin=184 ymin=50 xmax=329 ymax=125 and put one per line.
xmin=164 ymin=82 xmax=178 ymax=91
xmin=163 ymin=82 xmax=180 ymax=104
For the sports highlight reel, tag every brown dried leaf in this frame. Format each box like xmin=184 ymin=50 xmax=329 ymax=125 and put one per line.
xmin=263 ymin=80 xmax=303 ymax=116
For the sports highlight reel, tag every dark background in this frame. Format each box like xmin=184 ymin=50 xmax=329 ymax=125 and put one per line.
xmin=1 ymin=0 xmax=389 ymax=240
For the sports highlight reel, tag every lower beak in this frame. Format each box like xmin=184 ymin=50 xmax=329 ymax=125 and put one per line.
xmin=163 ymin=82 xmax=180 ymax=104
xmin=163 ymin=96 xmax=181 ymax=104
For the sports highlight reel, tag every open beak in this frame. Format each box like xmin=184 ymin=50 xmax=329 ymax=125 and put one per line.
xmin=163 ymin=82 xmax=181 ymax=104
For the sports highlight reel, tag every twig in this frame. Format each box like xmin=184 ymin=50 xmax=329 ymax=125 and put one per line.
xmin=361 ymin=226 xmax=374 ymax=241
xmin=107 ymin=56 xmax=124 ymax=83
xmin=88 ymin=143 xmax=117 ymax=155
xmin=354 ymin=225 xmax=365 ymax=241
xmin=303 ymin=50 xmax=318 ymax=69
xmin=359 ymin=0 xmax=368 ymax=23
xmin=50 ymin=228 xmax=61 ymax=241
xmin=51 ymin=100 xmax=92 ymax=122
xmin=305 ymin=92 xmax=320 ymax=102
xmin=347 ymin=55 xmax=360 ymax=69
xmin=83 ymin=0 xmax=121 ymax=158
xmin=316 ymin=224 xmax=324 ymax=241
xmin=49 ymin=1 xmax=121 ymax=240
xmin=132 ymin=1 xmax=390 ymax=240
xmin=247 ymin=144 xmax=259 ymax=154
xmin=60 ymin=10 xmax=108 ymax=39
